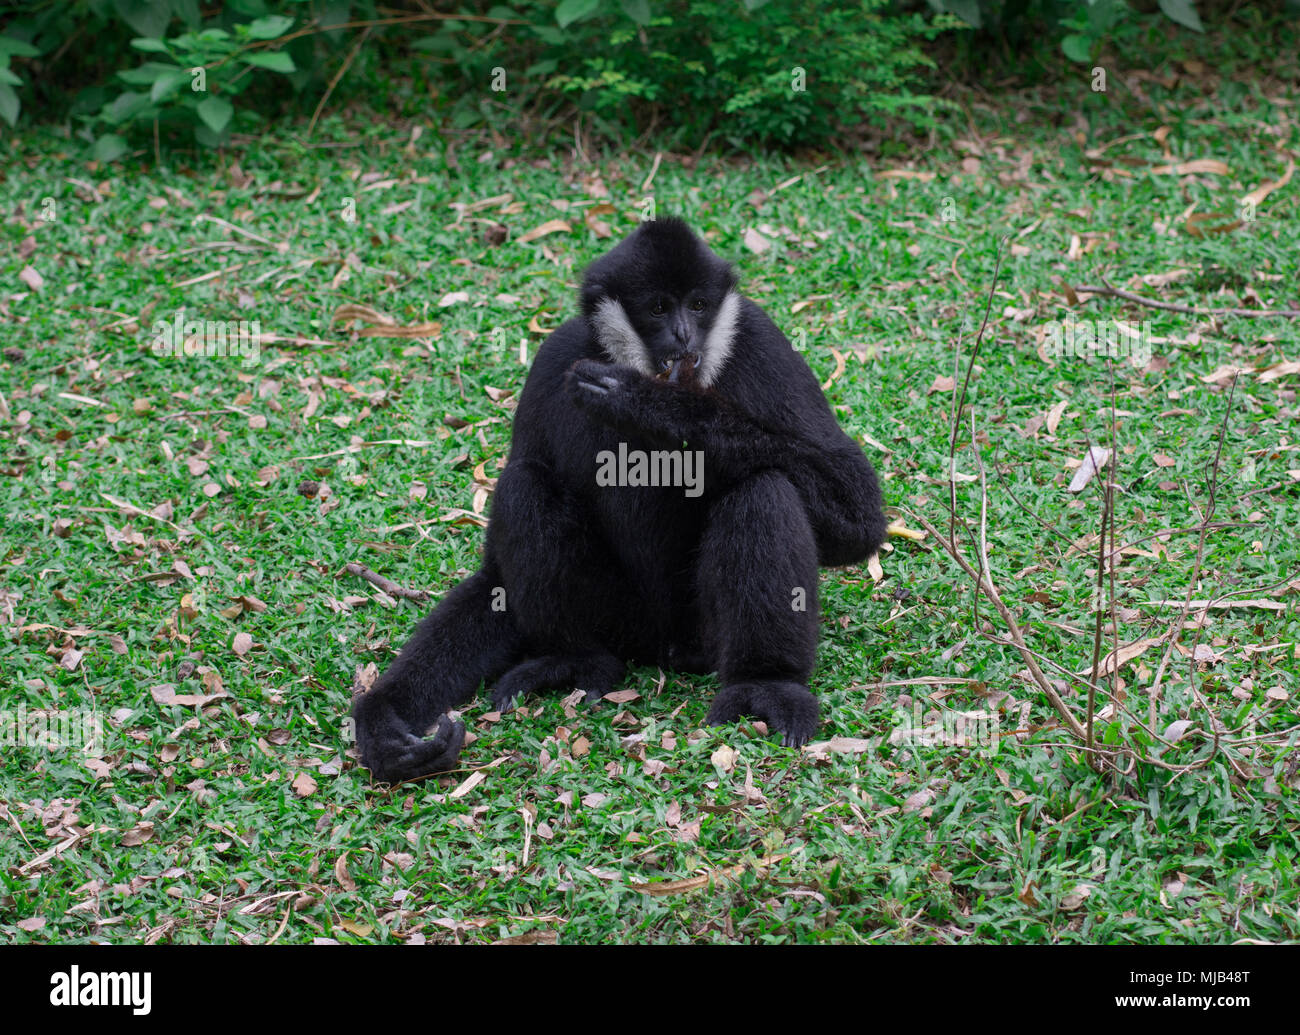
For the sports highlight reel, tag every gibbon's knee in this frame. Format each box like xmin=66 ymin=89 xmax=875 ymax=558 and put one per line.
xmin=695 ymin=471 xmax=819 ymax=684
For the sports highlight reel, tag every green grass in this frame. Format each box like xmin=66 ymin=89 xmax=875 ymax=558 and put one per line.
xmin=2 ymin=27 xmax=1299 ymax=944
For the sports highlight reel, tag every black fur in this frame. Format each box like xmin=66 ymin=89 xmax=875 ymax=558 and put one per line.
xmin=351 ymin=218 xmax=886 ymax=782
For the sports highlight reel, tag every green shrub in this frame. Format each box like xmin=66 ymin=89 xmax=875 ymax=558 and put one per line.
xmin=1 ymin=1 xmax=949 ymax=153
xmin=521 ymin=0 xmax=948 ymax=147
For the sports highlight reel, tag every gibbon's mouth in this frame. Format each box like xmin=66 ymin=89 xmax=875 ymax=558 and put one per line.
xmin=656 ymin=352 xmax=702 ymax=384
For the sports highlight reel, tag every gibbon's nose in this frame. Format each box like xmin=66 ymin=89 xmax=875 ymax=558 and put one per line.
xmin=671 ymin=317 xmax=694 ymax=347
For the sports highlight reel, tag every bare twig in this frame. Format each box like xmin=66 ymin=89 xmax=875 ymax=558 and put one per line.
xmin=916 ymin=515 xmax=1089 ymax=745
xmin=341 ymin=562 xmax=429 ymax=602
xmin=308 ymin=26 xmax=372 ymax=137
xmin=1074 ymin=280 xmax=1300 ymax=319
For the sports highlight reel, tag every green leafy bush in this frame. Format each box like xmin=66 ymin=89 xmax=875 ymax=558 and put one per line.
xmin=525 ymin=0 xmax=948 ymax=147
xmin=923 ymin=0 xmax=1210 ymax=62
xmin=1 ymin=1 xmax=950 ymax=153
xmin=1 ymin=1 xmax=306 ymax=156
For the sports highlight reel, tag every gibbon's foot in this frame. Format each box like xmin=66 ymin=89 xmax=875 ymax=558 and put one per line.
xmin=358 ymin=713 xmax=466 ymax=784
xmin=490 ymin=652 xmax=625 ymax=713
xmin=705 ymin=681 xmax=820 ymax=748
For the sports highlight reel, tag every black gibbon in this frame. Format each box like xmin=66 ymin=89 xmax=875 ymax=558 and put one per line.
xmin=351 ymin=218 xmax=886 ymax=782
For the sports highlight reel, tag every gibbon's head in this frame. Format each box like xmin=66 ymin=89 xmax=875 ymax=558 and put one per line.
xmin=580 ymin=218 xmax=740 ymax=388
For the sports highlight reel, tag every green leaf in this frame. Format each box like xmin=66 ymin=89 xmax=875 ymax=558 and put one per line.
xmin=92 ymin=133 xmax=130 ymax=162
xmin=246 ymin=15 xmax=294 ymax=40
xmin=0 ymin=81 xmax=18 ymax=126
xmin=620 ymin=0 xmax=651 ymax=24
xmin=150 ymin=68 xmax=188 ymax=102
xmin=241 ymin=50 xmax=296 ymax=73
xmin=103 ymin=90 xmax=153 ymax=124
xmin=1062 ymin=34 xmax=1093 ymax=63
xmin=556 ymin=0 xmax=601 ymax=29
xmin=0 ymin=66 xmax=21 ymax=86
xmin=194 ymin=121 xmax=225 ymax=149
xmin=130 ymin=37 xmax=171 ymax=53
xmin=0 ymin=37 xmax=41 ymax=58
xmin=196 ymin=95 xmax=233 ymax=134
xmin=172 ymin=0 xmax=202 ymax=30
xmin=118 ymin=62 xmax=182 ymax=86
xmin=1158 ymin=0 xmax=1204 ymax=31
xmin=113 ymin=0 xmax=173 ymax=39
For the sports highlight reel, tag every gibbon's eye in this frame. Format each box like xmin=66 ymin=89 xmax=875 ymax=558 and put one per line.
xmin=689 ymin=299 xmax=706 ymax=312
xmin=650 ymin=299 xmax=667 ymax=317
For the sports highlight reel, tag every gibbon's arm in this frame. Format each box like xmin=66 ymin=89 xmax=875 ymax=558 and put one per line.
xmin=568 ymin=356 xmax=886 ymax=568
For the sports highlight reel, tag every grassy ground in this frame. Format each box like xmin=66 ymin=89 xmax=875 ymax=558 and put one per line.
xmin=2 ymin=29 xmax=1299 ymax=944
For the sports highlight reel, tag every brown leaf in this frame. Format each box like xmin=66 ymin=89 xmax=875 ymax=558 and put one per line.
xmin=121 ymin=821 xmax=155 ymax=846
xmin=152 ymin=681 xmax=231 ymax=707
xmin=1079 ymin=636 xmax=1164 ymax=678
xmin=1046 ymin=399 xmax=1069 ymax=435
xmin=743 ymin=227 xmax=772 ymax=254
xmin=291 ymin=772 xmax=318 ymax=797
xmin=334 ymin=852 xmax=356 ymax=891
xmin=1067 ymin=446 xmax=1110 ymax=493
xmin=19 ymin=266 xmax=44 ymax=292
xmin=517 ymin=219 xmax=571 ymax=244
xmin=1241 ymin=158 xmax=1295 ymax=211
xmin=232 ymin=631 xmax=253 ymax=657
xmin=1151 ymin=159 xmax=1229 ymax=175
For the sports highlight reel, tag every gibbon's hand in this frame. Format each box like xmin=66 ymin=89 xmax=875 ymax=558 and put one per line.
xmin=566 ymin=358 xmax=715 ymax=443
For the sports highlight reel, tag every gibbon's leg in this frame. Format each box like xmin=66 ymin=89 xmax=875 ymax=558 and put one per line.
xmin=487 ymin=459 xmax=642 ymax=680
xmin=352 ymin=564 xmax=521 ymax=783
xmin=695 ymin=470 xmax=822 ymax=747
xmin=490 ymin=651 xmax=626 ymax=712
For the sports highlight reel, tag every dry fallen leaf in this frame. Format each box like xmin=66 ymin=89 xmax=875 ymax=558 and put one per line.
xmin=1067 ymin=445 xmax=1110 ymax=493
xmin=1045 ymin=399 xmax=1069 ymax=436
xmin=517 ymin=219 xmax=571 ymax=244
xmin=743 ymin=227 xmax=771 ymax=254
xmin=334 ymin=852 xmax=357 ymax=891
xmin=1240 ymin=158 xmax=1295 ymax=211
xmin=121 ymin=821 xmax=155 ymax=846
xmin=1152 ymin=159 xmax=1229 ymax=175
xmin=291 ymin=772 xmax=318 ymax=797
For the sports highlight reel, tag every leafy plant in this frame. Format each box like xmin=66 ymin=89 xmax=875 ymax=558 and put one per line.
xmin=530 ymin=0 xmax=947 ymax=147
xmin=88 ymin=14 xmax=300 ymax=160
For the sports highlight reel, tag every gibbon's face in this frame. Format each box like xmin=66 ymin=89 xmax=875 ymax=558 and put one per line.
xmin=582 ymin=219 xmax=741 ymax=389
